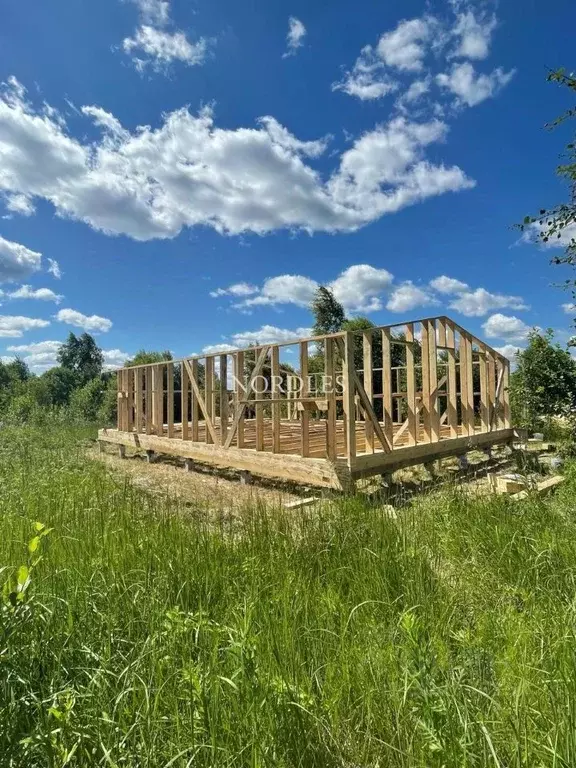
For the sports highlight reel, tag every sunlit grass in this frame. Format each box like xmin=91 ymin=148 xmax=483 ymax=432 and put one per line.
xmin=2 ymin=424 xmax=576 ymax=766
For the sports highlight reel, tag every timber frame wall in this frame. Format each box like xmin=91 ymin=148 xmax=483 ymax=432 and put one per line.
xmin=98 ymin=315 xmax=513 ymax=490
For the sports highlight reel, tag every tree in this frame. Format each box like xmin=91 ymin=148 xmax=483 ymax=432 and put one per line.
xmin=37 ymin=367 xmax=79 ymax=407
xmin=311 ymin=286 xmax=346 ymax=336
xmin=509 ymin=329 xmax=576 ymax=430
xmin=57 ymin=332 xmax=103 ymax=385
xmin=125 ymin=350 xmax=173 ymax=366
xmin=521 ymin=69 xmax=576 ymax=315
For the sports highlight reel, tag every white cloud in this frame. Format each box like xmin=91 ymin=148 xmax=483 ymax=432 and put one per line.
xmin=55 ymin=308 xmax=112 ymax=333
xmin=0 ymin=77 xmax=474 ymax=240
xmin=47 ymin=258 xmax=62 ymax=279
xmin=210 ymin=282 xmax=258 ymax=298
xmin=0 ymin=235 xmax=42 ymax=282
xmin=230 ymin=325 xmax=313 ymax=346
xmin=436 ymin=62 xmax=515 ymax=107
xmin=482 ymin=313 xmax=530 ymax=342
xmin=3 ymin=193 xmax=35 ymax=217
xmin=429 ymin=274 xmax=469 ymax=294
xmin=396 ymin=78 xmax=431 ymax=111
xmin=377 ymin=17 xmax=434 ymax=72
xmin=8 ymin=285 xmax=63 ymax=303
xmin=103 ymin=348 xmax=131 ymax=370
xmin=386 ymin=281 xmax=437 ymax=312
xmin=0 ymin=314 xmax=49 ymax=338
xmin=330 ymin=264 xmax=394 ymax=312
xmin=131 ymin=0 xmax=170 ymax=27
xmin=493 ymin=343 xmax=523 ymax=362
xmin=123 ymin=26 xmax=208 ymax=70
xmin=449 ymin=287 xmax=528 ymax=317
xmin=523 ymin=221 xmax=576 ymax=249
xmin=283 ymin=17 xmax=306 ymax=57
xmin=332 ymin=46 xmax=398 ymax=101
xmin=241 ymin=275 xmax=319 ymax=309
xmin=6 ymin=339 xmax=129 ymax=372
xmin=451 ymin=10 xmax=497 ymax=60
xmin=201 ymin=342 xmax=240 ymax=355
xmin=562 ymin=302 xmax=576 ymax=314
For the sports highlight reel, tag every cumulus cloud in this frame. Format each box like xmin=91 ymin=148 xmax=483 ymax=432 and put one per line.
xmin=429 ymin=274 xmax=469 ymax=294
xmin=283 ymin=17 xmax=306 ymax=57
xmin=8 ymin=285 xmax=63 ymax=303
xmin=330 ymin=264 xmax=394 ymax=312
xmin=448 ymin=287 xmax=528 ymax=317
xmin=3 ymin=193 xmax=35 ymax=217
xmin=47 ymin=258 xmax=62 ymax=279
xmin=0 ymin=314 xmax=49 ymax=338
xmin=241 ymin=275 xmax=319 ymax=309
xmin=0 ymin=78 xmax=474 ymax=240
xmin=377 ymin=17 xmax=435 ymax=72
xmin=6 ymin=339 xmax=130 ymax=372
xmin=332 ymin=46 xmax=398 ymax=101
xmin=131 ymin=0 xmax=170 ymax=27
xmin=493 ymin=343 xmax=523 ymax=362
xmin=482 ymin=313 xmax=530 ymax=342
xmin=522 ymin=221 xmax=576 ymax=249
xmin=55 ymin=308 xmax=112 ymax=333
xmin=210 ymin=282 xmax=258 ymax=298
xmin=123 ymin=26 xmax=208 ymax=71
xmin=386 ymin=281 xmax=437 ymax=312
xmin=451 ymin=9 xmax=497 ymax=60
xmin=562 ymin=302 xmax=576 ymax=314
xmin=436 ymin=62 xmax=515 ymax=107
xmin=0 ymin=235 xmax=42 ymax=282
xmin=231 ymin=325 xmax=313 ymax=347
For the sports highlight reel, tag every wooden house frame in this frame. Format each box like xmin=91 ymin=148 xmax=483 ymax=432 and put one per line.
xmin=98 ymin=315 xmax=513 ymax=490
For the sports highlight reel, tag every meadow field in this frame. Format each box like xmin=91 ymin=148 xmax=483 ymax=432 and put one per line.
xmin=2 ymin=424 xmax=576 ymax=767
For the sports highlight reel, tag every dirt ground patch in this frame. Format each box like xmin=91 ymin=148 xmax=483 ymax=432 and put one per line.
xmin=89 ymin=443 xmax=306 ymax=512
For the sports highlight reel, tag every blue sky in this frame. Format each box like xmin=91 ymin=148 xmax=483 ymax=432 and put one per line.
xmin=0 ymin=0 xmax=575 ymax=372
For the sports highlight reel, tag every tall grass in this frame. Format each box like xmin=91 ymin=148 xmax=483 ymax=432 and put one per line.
xmin=2 ymin=425 xmax=576 ymax=766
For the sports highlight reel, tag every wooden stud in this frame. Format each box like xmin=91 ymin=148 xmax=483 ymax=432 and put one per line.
xmin=342 ymin=332 xmax=357 ymax=461
xmin=464 ymin=334 xmax=475 ymax=436
xmin=191 ymin=359 xmax=199 ymax=442
xmin=219 ymin=354 xmax=228 ymax=446
xmin=166 ymin=363 xmax=174 ymax=438
xmin=234 ymin=351 xmax=245 ymax=448
xmin=224 ymin=346 xmax=270 ymax=449
xmin=205 ymin=357 xmax=215 ymax=444
xmin=479 ymin=348 xmax=489 ymax=433
xmin=181 ymin=361 xmax=189 ymax=441
xmin=300 ymin=341 xmax=310 ymax=458
xmin=446 ymin=320 xmax=458 ymax=439
xmin=405 ymin=323 xmax=417 ymax=446
xmin=502 ymin=361 xmax=511 ymax=429
xmin=153 ymin=364 xmax=163 ymax=436
xmin=420 ymin=321 xmax=431 ymax=443
xmin=135 ymin=368 xmax=143 ymax=433
xmin=487 ymin=352 xmax=496 ymax=431
xmin=363 ymin=330 xmax=374 ymax=453
xmin=145 ymin=366 xmax=153 ymax=435
xmin=382 ymin=328 xmax=393 ymax=449
xmin=271 ymin=346 xmax=281 ymax=453
xmin=428 ymin=320 xmax=440 ymax=443
xmin=325 ymin=337 xmax=337 ymax=460
xmin=183 ymin=359 xmax=218 ymax=445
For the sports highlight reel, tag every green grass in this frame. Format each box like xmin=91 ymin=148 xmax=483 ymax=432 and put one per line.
xmin=2 ymin=425 xmax=576 ymax=767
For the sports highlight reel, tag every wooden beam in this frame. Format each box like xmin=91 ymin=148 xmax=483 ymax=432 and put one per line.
xmin=205 ymin=356 xmax=215 ymax=445
xmin=342 ymin=332 xmax=357 ymax=461
xmin=145 ymin=366 xmax=153 ymax=435
xmin=382 ymin=327 xmax=393 ymax=448
xmin=300 ymin=341 xmax=310 ymax=458
xmin=271 ymin=346 xmax=281 ymax=453
xmin=234 ymin=351 xmax=245 ymax=448
xmin=219 ymin=354 xmax=228 ymax=446
xmin=152 ymin=364 xmax=163 ymax=437
xmin=224 ymin=346 xmax=271 ymax=449
xmin=183 ymin=359 xmax=219 ymax=445
xmin=427 ymin=320 xmax=440 ymax=443
xmin=191 ymin=359 xmax=199 ymax=441
xmin=487 ymin=352 xmax=496 ymax=432
xmin=363 ymin=330 xmax=374 ymax=453
xmin=446 ymin=320 xmax=458 ymax=439
xmin=181 ymin=361 xmax=189 ymax=441
xmin=135 ymin=368 xmax=143 ymax=433
xmin=405 ymin=323 xmax=417 ymax=446
xmin=325 ymin=337 xmax=337 ymax=460
xmin=479 ymin=350 xmax=489 ymax=433
xmin=166 ymin=363 xmax=174 ymax=438
xmin=420 ymin=321 xmax=431 ymax=443
xmin=464 ymin=333 xmax=475 ymax=436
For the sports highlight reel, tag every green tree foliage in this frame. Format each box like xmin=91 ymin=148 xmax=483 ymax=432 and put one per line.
xmin=36 ymin=367 xmax=79 ymax=407
xmin=57 ymin=333 xmax=104 ymax=385
xmin=126 ymin=350 xmax=173 ymax=366
xmin=510 ymin=329 xmax=576 ymax=430
xmin=311 ymin=286 xmax=346 ymax=336
xmin=521 ymin=69 xmax=576 ymax=314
